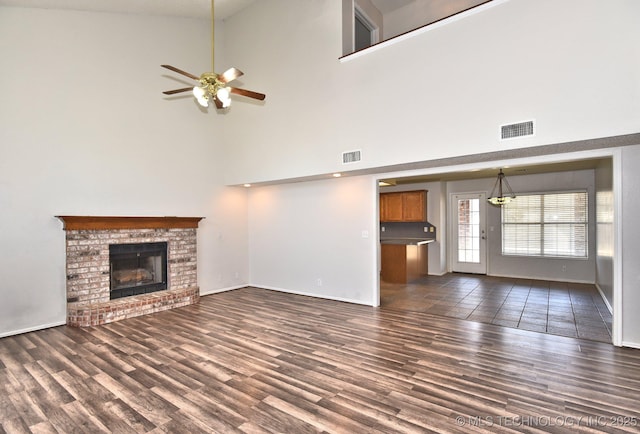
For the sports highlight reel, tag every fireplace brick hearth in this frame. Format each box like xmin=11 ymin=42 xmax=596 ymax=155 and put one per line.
xmin=57 ymin=216 xmax=204 ymax=327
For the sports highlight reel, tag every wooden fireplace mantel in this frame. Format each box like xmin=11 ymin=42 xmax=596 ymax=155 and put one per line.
xmin=56 ymin=216 xmax=204 ymax=231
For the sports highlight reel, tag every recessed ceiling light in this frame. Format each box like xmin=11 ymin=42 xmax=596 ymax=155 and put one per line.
xmin=243 ymin=184 xmax=251 ymax=187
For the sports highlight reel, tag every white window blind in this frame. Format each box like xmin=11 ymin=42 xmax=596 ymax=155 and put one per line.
xmin=502 ymin=192 xmax=588 ymax=258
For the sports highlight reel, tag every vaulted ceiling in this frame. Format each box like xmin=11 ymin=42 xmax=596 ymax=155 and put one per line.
xmin=0 ymin=0 xmax=256 ymax=19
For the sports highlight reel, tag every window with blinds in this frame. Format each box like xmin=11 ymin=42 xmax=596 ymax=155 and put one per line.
xmin=502 ymin=191 xmax=588 ymax=258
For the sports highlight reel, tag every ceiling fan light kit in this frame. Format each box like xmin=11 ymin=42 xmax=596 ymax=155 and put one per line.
xmin=192 ymin=85 xmax=209 ymax=107
xmin=192 ymin=72 xmax=231 ymax=108
xmin=161 ymin=0 xmax=265 ymax=111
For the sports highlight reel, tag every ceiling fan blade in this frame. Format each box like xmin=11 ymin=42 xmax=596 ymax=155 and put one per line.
xmin=214 ymin=98 xmax=223 ymax=109
xmin=162 ymin=87 xmax=193 ymax=95
xmin=218 ymin=67 xmax=244 ymax=84
xmin=229 ymin=87 xmax=266 ymax=101
xmin=161 ymin=64 xmax=199 ymax=81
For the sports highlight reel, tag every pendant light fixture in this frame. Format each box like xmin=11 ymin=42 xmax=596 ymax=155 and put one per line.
xmin=487 ymin=169 xmax=516 ymax=206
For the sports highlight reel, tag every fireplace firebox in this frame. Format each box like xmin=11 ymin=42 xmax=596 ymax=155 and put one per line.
xmin=109 ymin=242 xmax=168 ymax=299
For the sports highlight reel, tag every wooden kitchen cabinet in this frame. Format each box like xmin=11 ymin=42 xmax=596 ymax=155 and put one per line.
xmin=380 ymin=190 xmax=427 ymax=222
xmin=381 ymin=244 xmax=407 ymax=283
xmin=401 ymin=191 xmax=426 ymax=221
xmin=380 ymin=192 xmax=404 ymax=222
xmin=381 ymin=243 xmax=428 ymax=284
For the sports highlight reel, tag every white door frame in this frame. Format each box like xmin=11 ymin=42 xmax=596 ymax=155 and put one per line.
xmin=449 ymin=192 xmax=488 ymax=274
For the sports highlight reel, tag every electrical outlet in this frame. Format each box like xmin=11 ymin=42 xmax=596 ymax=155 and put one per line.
xmin=316 ymin=278 xmax=322 ymax=286
xmin=430 ymin=227 xmax=434 ymax=233
xmin=381 ymin=226 xmax=385 ymax=232
xmin=424 ymin=226 xmax=428 ymax=232
xmin=562 ymin=265 xmax=567 ymax=272
xmin=362 ymin=230 xmax=369 ymax=238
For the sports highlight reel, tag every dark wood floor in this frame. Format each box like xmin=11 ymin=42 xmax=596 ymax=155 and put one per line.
xmin=1 ymin=287 xmax=639 ymax=433
xmin=382 ymin=274 xmax=613 ymax=343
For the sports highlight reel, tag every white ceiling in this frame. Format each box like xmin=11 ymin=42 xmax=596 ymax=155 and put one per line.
xmin=0 ymin=0 xmax=257 ymax=19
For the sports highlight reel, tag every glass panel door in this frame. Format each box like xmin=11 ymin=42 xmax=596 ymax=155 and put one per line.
xmin=451 ymin=193 xmax=487 ymax=274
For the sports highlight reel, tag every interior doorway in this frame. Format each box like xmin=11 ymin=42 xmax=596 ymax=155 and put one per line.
xmin=377 ymin=150 xmax=620 ymax=345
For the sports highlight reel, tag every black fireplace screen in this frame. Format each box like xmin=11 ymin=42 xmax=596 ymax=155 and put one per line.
xmin=109 ymin=242 xmax=168 ymax=299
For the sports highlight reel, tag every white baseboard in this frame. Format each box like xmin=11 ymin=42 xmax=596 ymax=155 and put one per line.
xmin=199 ymin=285 xmax=247 ymax=296
xmin=0 ymin=320 xmax=67 ymax=339
xmin=621 ymin=340 xmax=640 ymax=349
xmin=486 ymin=272 xmax=594 ymax=285
xmin=249 ymin=284 xmax=375 ymax=307
xmin=594 ymin=283 xmax=614 ymax=314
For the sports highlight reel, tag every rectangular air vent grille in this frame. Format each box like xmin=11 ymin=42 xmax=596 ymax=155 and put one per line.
xmin=342 ymin=149 xmax=362 ymax=164
xmin=501 ymin=120 xmax=534 ymax=140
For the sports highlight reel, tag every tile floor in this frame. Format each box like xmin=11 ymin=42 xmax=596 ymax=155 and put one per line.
xmin=381 ymin=273 xmax=613 ymax=343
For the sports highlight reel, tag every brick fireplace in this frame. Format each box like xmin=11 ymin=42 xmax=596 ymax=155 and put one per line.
xmin=57 ymin=216 xmax=204 ymax=327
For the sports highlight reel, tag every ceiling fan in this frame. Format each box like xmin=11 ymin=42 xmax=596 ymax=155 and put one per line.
xmin=161 ymin=0 xmax=265 ymax=109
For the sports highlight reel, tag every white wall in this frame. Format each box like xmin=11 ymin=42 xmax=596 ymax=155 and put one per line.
xmin=621 ymin=145 xmax=640 ymax=346
xmin=447 ymin=170 xmax=596 ymax=282
xmin=0 ymin=7 xmax=249 ymax=336
xmin=595 ymin=159 xmax=614 ymax=309
xmin=221 ymin=0 xmax=640 ymax=185
xmin=248 ymin=175 xmax=378 ymax=305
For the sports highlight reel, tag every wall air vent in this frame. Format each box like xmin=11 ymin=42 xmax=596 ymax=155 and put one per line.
xmin=342 ymin=149 xmax=362 ymax=164
xmin=501 ymin=120 xmax=535 ymax=140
